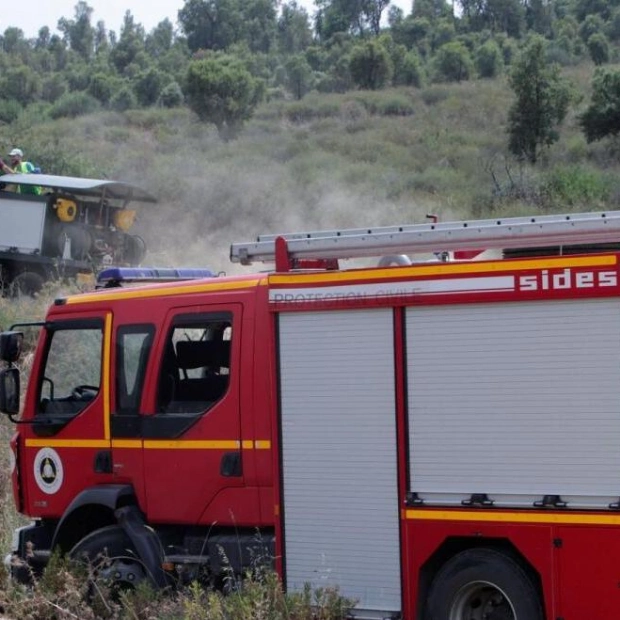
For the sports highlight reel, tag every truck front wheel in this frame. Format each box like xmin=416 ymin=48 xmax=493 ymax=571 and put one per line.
xmin=69 ymin=525 xmax=146 ymax=595
xmin=425 ymin=548 xmax=543 ymax=620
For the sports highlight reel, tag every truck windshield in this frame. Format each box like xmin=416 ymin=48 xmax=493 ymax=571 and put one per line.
xmin=38 ymin=320 xmax=103 ymax=417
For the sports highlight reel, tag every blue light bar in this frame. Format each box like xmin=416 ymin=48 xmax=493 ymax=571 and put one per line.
xmin=96 ymin=267 xmax=216 ymax=287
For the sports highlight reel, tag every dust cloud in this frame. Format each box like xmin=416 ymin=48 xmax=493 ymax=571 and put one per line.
xmin=123 ymin=156 xmax=453 ymax=276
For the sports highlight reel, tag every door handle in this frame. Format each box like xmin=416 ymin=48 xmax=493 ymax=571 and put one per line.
xmin=94 ymin=450 xmax=112 ymax=474
xmin=220 ymin=451 xmax=242 ymax=477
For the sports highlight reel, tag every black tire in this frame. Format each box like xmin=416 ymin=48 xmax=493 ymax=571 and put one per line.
xmin=425 ymin=548 xmax=543 ymax=620
xmin=69 ymin=525 xmax=146 ymax=594
xmin=9 ymin=271 xmax=45 ymax=298
xmin=124 ymin=234 xmax=146 ymax=266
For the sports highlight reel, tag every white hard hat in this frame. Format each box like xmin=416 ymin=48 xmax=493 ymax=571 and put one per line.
xmin=9 ymin=148 xmax=23 ymax=158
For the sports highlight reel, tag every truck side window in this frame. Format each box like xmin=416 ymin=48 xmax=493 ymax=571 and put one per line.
xmin=38 ymin=320 xmax=103 ymax=418
xmin=156 ymin=314 xmax=232 ymax=414
xmin=116 ymin=325 xmax=154 ymax=414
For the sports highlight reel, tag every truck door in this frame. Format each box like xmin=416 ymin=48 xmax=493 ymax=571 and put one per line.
xmin=110 ymin=322 xmax=156 ymax=507
xmin=140 ymin=305 xmax=242 ymax=524
xmin=21 ymin=314 xmax=113 ymax=516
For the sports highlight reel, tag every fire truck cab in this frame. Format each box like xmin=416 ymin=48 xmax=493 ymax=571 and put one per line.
xmin=5 ymin=211 xmax=620 ymax=619
xmin=1 ymin=267 xmax=275 ymax=588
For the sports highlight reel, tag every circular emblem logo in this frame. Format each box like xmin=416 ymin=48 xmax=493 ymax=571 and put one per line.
xmin=33 ymin=448 xmax=64 ymax=495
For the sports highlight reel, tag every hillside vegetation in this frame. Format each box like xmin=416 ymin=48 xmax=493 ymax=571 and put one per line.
xmin=2 ymin=61 xmax=617 ymax=278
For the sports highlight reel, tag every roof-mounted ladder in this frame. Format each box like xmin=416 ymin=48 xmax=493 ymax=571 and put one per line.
xmin=230 ymin=210 xmax=620 ymax=272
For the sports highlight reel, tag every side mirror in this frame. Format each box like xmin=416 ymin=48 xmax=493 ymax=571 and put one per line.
xmin=0 ymin=368 xmax=20 ymax=415
xmin=0 ymin=331 xmax=23 ymax=363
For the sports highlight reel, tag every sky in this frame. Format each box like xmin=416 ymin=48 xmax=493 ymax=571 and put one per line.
xmin=5 ymin=1 xmax=412 ymax=39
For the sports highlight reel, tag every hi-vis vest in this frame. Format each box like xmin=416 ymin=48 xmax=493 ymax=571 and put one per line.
xmin=15 ymin=161 xmax=41 ymax=195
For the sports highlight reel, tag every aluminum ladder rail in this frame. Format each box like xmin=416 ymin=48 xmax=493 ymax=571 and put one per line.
xmin=230 ymin=211 xmax=620 ymax=266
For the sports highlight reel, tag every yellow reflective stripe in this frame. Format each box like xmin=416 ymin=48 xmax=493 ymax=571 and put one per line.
xmin=405 ymin=509 xmax=620 ymax=526
xmin=112 ymin=440 xmax=142 ymax=449
xmin=143 ymin=440 xmax=241 ymax=450
xmin=269 ymin=254 xmax=618 ymax=285
xmin=25 ymin=439 xmax=110 ymax=448
xmin=103 ymin=312 xmax=112 ymax=441
xmin=25 ymin=438 xmax=271 ymax=450
xmin=65 ymin=277 xmax=264 ymax=305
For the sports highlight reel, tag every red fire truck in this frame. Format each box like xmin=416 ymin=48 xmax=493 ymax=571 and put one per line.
xmin=3 ymin=211 xmax=620 ymax=619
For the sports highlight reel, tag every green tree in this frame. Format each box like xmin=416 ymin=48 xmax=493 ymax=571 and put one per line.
xmin=179 ymin=0 xmax=243 ymax=51
xmin=35 ymin=27 xmax=51 ymax=51
xmin=1 ymin=65 xmax=41 ymax=105
xmin=158 ymin=81 xmax=184 ymax=107
xmin=2 ymin=27 xmax=29 ymax=55
xmin=587 ymin=32 xmax=610 ymax=65
xmin=110 ymin=85 xmax=138 ymax=111
xmin=94 ymin=20 xmax=109 ymax=55
xmin=134 ymin=67 xmax=170 ymax=106
xmin=109 ymin=11 xmax=146 ymax=74
xmin=243 ymin=0 xmax=278 ymax=52
xmin=49 ymin=91 xmax=100 ymax=118
xmin=278 ymin=1 xmax=313 ymax=54
xmin=41 ymin=74 xmax=68 ymax=102
xmin=396 ymin=49 xmax=425 ymax=86
xmin=349 ymin=39 xmax=393 ymax=89
xmin=57 ymin=1 xmax=95 ymax=60
xmin=458 ymin=0 xmax=525 ymax=36
xmin=573 ymin=0 xmax=615 ymax=21
xmin=185 ymin=54 xmax=263 ymax=140
xmin=145 ymin=19 xmax=174 ymax=58
xmin=578 ymin=13 xmax=605 ymax=42
xmin=315 ymin=0 xmax=390 ymax=39
xmin=432 ymin=41 xmax=474 ymax=82
xmin=179 ymin=0 xmax=277 ymax=53
xmin=507 ymin=36 xmax=572 ymax=163
xmin=412 ymin=0 xmax=453 ymax=20
xmin=579 ymin=67 xmax=620 ymax=143
xmin=87 ymin=72 xmax=124 ymax=104
xmin=285 ymin=54 xmax=315 ymax=99
xmin=475 ymin=38 xmax=504 ymax=78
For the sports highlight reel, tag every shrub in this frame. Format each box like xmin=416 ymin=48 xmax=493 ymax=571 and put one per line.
xmin=395 ymin=50 xmax=425 ymax=87
xmin=49 ymin=92 xmax=100 ymax=119
xmin=158 ymin=81 xmax=184 ymax=108
xmin=349 ymin=40 xmax=393 ymax=90
xmin=540 ymin=164 xmax=610 ymax=206
xmin=431 ymin=41 xmax=474 ymax=83
xmin=0 ymin=98 xmax=22 ymax=124
xmin=476 ymin=40 xmax=504 ymax=78
xmin=110 ymin=86 xmax=138 ymax=112
xmin=587 ymin=33 xmax=610 ymax=65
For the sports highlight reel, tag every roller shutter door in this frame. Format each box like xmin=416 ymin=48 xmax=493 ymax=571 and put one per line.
xmin=278 ymin=308 xmax=401 ymax=614
xmin=406 ymin=299 xmax=620 ymax=508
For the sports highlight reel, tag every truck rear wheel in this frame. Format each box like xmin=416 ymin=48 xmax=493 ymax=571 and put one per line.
xmin=425 ymin=548 xmax=543 ymax=620
xmin=69 ymin=525 xmax=146 ymax=595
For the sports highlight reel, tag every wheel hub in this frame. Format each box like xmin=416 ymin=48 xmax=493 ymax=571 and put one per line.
xmin=450 ymin=580 xmax=516 ymax=620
